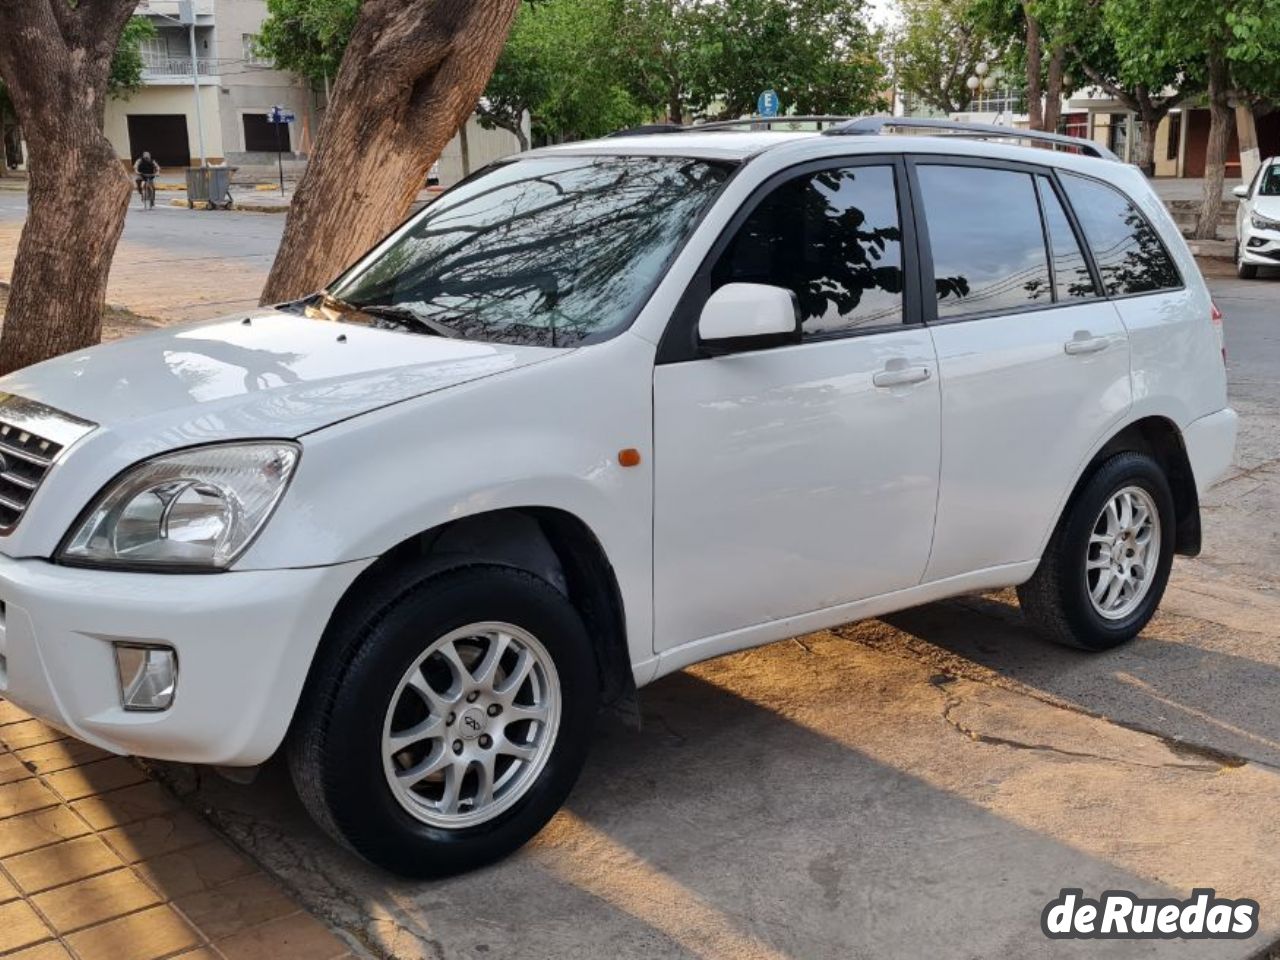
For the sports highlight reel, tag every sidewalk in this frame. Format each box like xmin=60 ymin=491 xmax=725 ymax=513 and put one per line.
xmin=0 ymin=699 xmax=360 ymax=960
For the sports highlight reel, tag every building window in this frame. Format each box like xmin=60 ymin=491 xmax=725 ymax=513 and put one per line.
xmin=242 ymin=33 xmax=271 ymax=67
xmin=243 ymin=113 xmax=290 ymax=153
xmin=1167 ymin=112 xmax=1181 ymax=161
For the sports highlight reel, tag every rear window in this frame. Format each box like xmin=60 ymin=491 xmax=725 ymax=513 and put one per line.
xmin=1059 ymin=174 xmax=1181 ymax=296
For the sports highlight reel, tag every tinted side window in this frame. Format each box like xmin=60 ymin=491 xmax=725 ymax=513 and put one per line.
xmin=712 ymin=165 xmax=904 ymax=336
xmin=1037 ymin=176 xmax=1097 ymax=300
xmin=1060 ymin=173 xmax=1181 ymax=296
xmin=917 ymin=165 xmax=1051 ymax=319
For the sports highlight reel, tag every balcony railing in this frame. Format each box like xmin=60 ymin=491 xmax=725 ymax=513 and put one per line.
xmin=141 ymin=54 xmax=219 ymax=78
xmin=964 ymin=93 xmax=1027 ymax=115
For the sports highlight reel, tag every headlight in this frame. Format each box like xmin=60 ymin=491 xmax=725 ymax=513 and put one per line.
xmin=1251 ymin=213 xmax=1280 ymax=232
xmin=59 ymin=442 xmax=299 ymax=570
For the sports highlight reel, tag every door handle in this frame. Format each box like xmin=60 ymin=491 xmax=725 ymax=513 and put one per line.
xmin=873 ymin=366 xmax=931 ymax=388
xmin=1064 ymin=331 xmax=1110 ymax=355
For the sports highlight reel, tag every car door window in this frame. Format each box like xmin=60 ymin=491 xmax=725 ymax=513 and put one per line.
xmin=1037 ymin=176 xmax=1097 ymax=301
xmin=1059 ymin=173 xmax=1181 ymax=296
xmin=711 ymin=165 xmax=904 ymax=336
xmin=916 ymin=165 xmax=1052 ymax=319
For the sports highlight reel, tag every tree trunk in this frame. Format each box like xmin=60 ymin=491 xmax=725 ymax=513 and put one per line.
xmin=0 ymin=1 xmax=138 ymax=374
xmin=260 ymin=0 xmax=521 ymax=304
xmin=1195 ymin=52 xmax=1231 ymax=241
xmin=1236 ymin=103 xmax=1260 ymax=184
xmin=1132 ymin=91 xmax=1169 ymax=178
xmin=667 ymin=89 xmax=683 ymax=125
xmin=459 ymin=118 xmax=471 ymax=178
xmin=1043 ymin=45 xmax=1065 ymax=132
xmin=1024 ymin=7 xmax=1044 ymax=130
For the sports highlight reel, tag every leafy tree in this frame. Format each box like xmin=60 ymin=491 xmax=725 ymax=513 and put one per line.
xmin=0 ymin=0 xmax=143 ymax=373
xmin=255 ymin=0 xmax=360 ymax=86
xmin=478 ymin=0 xmax=644 ymax=147
xmin=893 ymin=0 xmax=995 ymax=114
xmin=967 ymin=0 xmax=1066 ymax=131
xmin=1037 ymin=0 xmax=1195 ymax=175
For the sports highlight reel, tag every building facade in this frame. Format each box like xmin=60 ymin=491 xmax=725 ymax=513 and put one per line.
xmin=105 ymin=0 xmax=312 ymax=168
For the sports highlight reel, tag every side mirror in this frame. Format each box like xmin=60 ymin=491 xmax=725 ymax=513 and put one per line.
xmin=698 ymin=283 xmax=801 ymax=354
xmin=1232 ymin=184 xmax=1249 ymax=200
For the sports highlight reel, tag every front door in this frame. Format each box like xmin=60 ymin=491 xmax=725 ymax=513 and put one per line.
xmin=652 ymin=160 xmax=942 ymax=651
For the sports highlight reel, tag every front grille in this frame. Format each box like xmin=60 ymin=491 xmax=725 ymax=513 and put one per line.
xmin=0 ymin=394 xmax=96 ymax=534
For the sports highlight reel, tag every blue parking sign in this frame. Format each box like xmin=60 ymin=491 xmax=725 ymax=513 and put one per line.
xmin=757 ymin=89 xmax=780 ymax=118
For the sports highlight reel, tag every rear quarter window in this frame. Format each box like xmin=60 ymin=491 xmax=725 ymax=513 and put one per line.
xmin=1059 ymin=173 xmax=1181 ymax=296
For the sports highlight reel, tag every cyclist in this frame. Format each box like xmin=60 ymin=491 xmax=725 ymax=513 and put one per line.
xmin=133 ymin=151 xmax=161 ymax=208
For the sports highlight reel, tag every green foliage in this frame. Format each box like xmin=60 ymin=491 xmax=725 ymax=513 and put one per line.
xmin=479 ymin=0 xmax=645 ymax=145
xmin=107 ymin=17 xmax=157 ymax=98
xmin=893 ymin=0 xmax=997 ymax=113
xmin=256 ymin=0 xmax=359 ymax=85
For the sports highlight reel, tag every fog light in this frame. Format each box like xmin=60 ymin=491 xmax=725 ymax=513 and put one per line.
xmin=114 ymin=643 xmax=177 ymax=712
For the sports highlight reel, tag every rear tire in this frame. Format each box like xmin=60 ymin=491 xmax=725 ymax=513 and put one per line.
xmin=1017 ymin=452 xmax=1175 ymax=651
xmin=289 ymin=563 xmax=599 ymax=877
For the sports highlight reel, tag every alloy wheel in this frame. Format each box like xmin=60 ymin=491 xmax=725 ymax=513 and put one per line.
xmin=1085 ymin=485 xmax=1161 ymax=621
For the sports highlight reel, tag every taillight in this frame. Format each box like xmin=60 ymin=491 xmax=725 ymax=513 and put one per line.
xmin=1211 ymin=302 xmax=1226 ymax=364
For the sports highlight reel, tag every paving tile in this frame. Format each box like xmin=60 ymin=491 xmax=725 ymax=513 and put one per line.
xmin=43 ymin=757 xmax=147 ymax=802
xmin=0 ymin=719 xmax=67 ymax=751
xmin=4 ymin=835 xmax=126 ymax=893
xmin=16 ymin=739 xmax=112 ymax=776
xmin=72 ymin=781 xmax=181 ymax=831
xmin=133 ymin=840 xmax=255 ymax=899
xmin=66 ymin=904 xmax=200 ymax=960
xmin=0 ymin=866 xmax=17 ymax=902
xmin=0 ymin=777 xmax=59 ymax=819
xmin=170 ymin=950 xmax=223 ymax=960
xmin=0 ymin=898 xmax=53 ymax=953
xmin=4 ymin=942 xmax=75 ymax=960
xmin=101 ymin=811 xmax=218 ymax=865
xmin=33 ymin=867 xmax=162 ymax=934
xmin=0 ymin=699 xmax=31 ymax=725
xmin=0 ymin=750 xmax=33 ymax=785
xmin=175 ymin=871 xmax=299 ymax=941
xmin=216 ymin=911 xmax=349 ymax=960
xmin=0 ymin=806 xmax=90 ymax=858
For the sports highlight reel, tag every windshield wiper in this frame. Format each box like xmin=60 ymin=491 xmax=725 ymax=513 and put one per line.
xmin=348 ymin=302 xmax=461 ymax=339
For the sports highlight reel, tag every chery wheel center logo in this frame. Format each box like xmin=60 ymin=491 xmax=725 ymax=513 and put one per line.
xmin=1042 ymin=889 xmax=1259 ymax=940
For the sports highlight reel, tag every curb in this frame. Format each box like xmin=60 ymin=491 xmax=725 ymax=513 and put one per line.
xmin=166 ymin=198 xmax=289 ymax=214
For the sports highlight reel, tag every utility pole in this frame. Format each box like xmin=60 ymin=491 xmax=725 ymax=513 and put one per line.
xmin=178 ymin=0 xmax=207 ymax=167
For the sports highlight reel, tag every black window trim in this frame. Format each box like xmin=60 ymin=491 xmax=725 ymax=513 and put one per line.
xmin=655 ymin=154 xmax=923 ymax=365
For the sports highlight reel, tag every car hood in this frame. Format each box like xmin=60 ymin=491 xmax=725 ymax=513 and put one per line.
xmin=0 ymin=310 xmax=566 ymax=446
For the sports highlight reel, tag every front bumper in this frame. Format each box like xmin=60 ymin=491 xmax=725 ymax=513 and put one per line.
xmin=0 ymin=555 xmax=370 ymax=766
xmin=1240 ymin=227 xmax=1280 ymax=264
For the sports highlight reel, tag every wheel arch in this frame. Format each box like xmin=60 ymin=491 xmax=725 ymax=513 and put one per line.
xmin=1059 ymin=415 xmax=1201 ymax=557
xmin=300 ymin=506 xmax=635 ymax=716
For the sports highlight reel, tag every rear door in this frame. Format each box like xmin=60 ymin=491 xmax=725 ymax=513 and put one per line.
xmin=914 ymin=160 xmax=1133 ymax=582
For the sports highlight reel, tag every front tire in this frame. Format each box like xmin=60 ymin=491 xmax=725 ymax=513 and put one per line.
xmin=289 ymin=563 xmax=599 ymax=877
xmin=1017 ymin=452 xmax=1175 ymax=651
xmin=1237 ymin=242 xmax=1259 ymax=279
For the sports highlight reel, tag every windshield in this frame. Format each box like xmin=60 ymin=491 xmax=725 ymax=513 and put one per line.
xmin=326 ymin=155 xmax=734 ymax=347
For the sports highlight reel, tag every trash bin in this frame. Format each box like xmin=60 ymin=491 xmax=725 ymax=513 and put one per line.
xmin=184 ymin=166 xmax=235 ymax=210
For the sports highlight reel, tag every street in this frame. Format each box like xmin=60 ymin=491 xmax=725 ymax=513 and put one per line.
xmin=2 ymin=193 xmax=1279 ymax=959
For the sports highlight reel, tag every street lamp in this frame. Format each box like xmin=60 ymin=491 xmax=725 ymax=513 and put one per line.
xmin=966 ymin=61 xmax=999 ymax=113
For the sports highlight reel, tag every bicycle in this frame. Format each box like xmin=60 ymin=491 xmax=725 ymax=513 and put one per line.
xmin=137 ymin=174 xmax=157 ymax=210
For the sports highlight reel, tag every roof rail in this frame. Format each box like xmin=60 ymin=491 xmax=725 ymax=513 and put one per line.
xmin=822 ymin=116 xmax=1119 ymax=160
xmin=690 ymin=115 xmax=856 ymax=132
xmin=605 ymin=123 xmax=687 ymax=137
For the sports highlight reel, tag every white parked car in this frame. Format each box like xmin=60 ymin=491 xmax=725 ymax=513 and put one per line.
xmin=0 ymin=119 xmax=1236 ymax=876
xmin=1233 ymin=156 xmax=1280 ymax=278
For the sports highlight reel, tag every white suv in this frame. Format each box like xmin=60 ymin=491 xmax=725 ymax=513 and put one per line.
xmin=0 ymin=119 xmax=1236 ymax=876
xmin=1233 ymin=156 xmax=1280 ymax=278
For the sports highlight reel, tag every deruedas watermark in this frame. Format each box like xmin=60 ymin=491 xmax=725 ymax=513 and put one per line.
xmin=1042 ymin=888 xmax=1259 ymax=940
